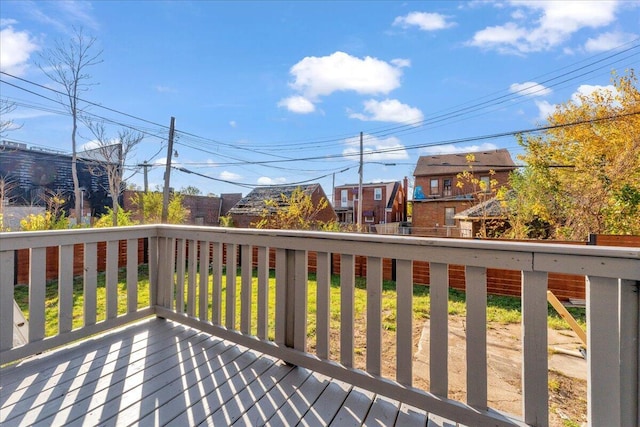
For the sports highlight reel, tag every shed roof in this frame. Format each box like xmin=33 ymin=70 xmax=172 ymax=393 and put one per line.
xmin=413 ymin=149 xmax=516 ymax=177
xmin=229 ymin=183 xmax=322 ymax=215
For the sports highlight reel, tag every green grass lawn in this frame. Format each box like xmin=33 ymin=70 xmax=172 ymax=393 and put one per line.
xmin=14 ymin=265 xmax=585 ymax=339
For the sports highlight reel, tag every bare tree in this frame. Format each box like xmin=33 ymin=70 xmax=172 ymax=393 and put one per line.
xmin=38 ymin=27 xmax=102 ymax=220
xmin=85 ymin=121 xmax=143 ymax=226
xmin=0 ymin=99 xmax=21 ymax=137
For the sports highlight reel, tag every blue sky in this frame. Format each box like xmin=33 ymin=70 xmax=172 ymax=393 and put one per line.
xmin=1 ymin=1 xmax=639 ymax=199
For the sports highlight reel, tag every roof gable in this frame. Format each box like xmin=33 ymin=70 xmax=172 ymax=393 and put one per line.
xmin=229 ymin=183 xmax=322 ymax=215
xmin=413 ymin=149 xmax=516 ymax=177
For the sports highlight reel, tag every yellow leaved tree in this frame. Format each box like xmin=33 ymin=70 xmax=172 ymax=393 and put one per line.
xmin=512 ymin=70 xmax=640 ymax=239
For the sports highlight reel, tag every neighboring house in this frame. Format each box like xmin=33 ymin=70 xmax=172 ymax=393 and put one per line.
xmin=334 ymin=179 xmax=408 ymax=229
xmin=454 ymin=194 xmax=510 ymax=238
xmin=412 ymin=149 xmax=516 ymax=237
xmin=122 ymin=190 xmax=242 ymax=226
xmin=228 ymin=183 xmax=336 ymax=228
xmin=0 ymin=141 xmax=112 ymax=218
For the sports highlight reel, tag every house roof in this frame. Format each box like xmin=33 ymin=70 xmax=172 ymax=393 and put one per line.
xmin=413 ymin=149 xmax=516 ymax=177
xmin=229 ymin=183 xmax=323 ymax=215
xmin=454 ymin=191 xmax=514 ymax=220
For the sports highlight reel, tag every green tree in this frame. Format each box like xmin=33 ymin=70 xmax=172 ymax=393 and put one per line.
xmin=253 ymin=187 xmax=338 ymax=230
xmin=179 ymin=185 xmax=202 ymax=196
xmin=514 ymin=70 xmax=640 ymax=239
xmin=131 ymin=191 xmax=190 ymax=224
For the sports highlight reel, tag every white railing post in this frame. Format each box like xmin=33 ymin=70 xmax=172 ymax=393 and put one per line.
xmin=0 ymin=250 xmax=14 ymax=352
xmin=521 ymin=271 xmax=548 ymax=426
xmin=620 ymin=279 xmax=639 ymax=426
xmin=587 ymin=275 xmax=621 ymax=426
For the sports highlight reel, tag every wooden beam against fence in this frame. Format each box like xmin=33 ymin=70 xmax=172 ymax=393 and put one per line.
xmin=547 ymin=290 xmax=586 ymax=346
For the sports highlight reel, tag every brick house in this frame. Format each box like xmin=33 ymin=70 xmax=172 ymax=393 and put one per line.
xmin=333 ymin=179 xmax=408 ymax=230
xmin=228 ymin=183 xmax=336 ymax=228
xmin=122 ymin=190 xmax=242 ymax=226
xmin=411 ymin=149 xmax=516 ymax=237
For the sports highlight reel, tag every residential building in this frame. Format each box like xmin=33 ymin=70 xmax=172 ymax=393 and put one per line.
xmin=122 ymin=190 xmax=242 ymax=226
xmin=228 ymin=183 xmax=336 ymax=228
xmin=0 ymin=141 xmax=111 ymax=219
xmin=333 ymin=179 xmax=408 ymax=231
xmin=412 ymin=149 xmax=516 ymax=237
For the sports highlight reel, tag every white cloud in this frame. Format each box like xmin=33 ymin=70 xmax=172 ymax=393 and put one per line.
xmin=257 ymin=176 xmax=287 ymax=185
xmin=393 ymin=12 xmax=455 ymax=31
xmin=571 ymin=84 xmax=619 ymax=104
xmin=220 ymin=171 xmax=241 ymax=181
xmin=509 ymin=81 xmax=552 ymax=97
xmin=534 ymin=100 xmax=556 ymax=121
xmin=390 ymin=58 xmax=411 ymax=68
xmin=419 ymin=142 xmax=499 ymax=155
xmin=349 ymin=99 xmax=424 ymax=125
xmin=468 ymin=1 xmax=622 ymax=54
xmin=0 ymin=26 xmax=39 ymax=76
xmin=584 ymin=31 xmax=637 ymax=52
xmin=278 ymin=95 xmax=316 ymax=114
xmin=288 ymin=51 xmax=405 ymax=100
xmin=229 ymin=120 xmax=237 ymax=128
xmin=155 ymin=85 xmax=176 ymax=93
xmin=342 ymin=134 xmax=409 ymax=161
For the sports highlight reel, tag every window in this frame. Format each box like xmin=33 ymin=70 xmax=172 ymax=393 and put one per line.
xmin=480 ymin=176 xmax=491 ymax=193
xmin=445 ymin=207 xmax=455 ymax=226
xmin=341 ymin=189 xmax=348 ymax=207
xmin=374 ymin=188 xmax=382 ymax=200
xmin=430 ymin=179 xmax=439 ymax=195
xmin=443 ymin=178 xmax=452 ymax=196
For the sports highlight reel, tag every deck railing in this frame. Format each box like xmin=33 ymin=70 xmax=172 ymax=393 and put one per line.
xmin=1 ymin=225 xmax=638 ymax=426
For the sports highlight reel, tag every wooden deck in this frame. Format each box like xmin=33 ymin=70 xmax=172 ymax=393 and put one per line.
xmin=0 ymin=319 xmax=457 ymax=427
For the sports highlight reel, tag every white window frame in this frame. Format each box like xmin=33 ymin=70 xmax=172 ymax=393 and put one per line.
xmin=341 ymin=189 xmax=348 ymax=207
xmin=445 ymin=207 xmax=455 ymax=226
xmin=374 ymin=188 xmax=382 ymax=200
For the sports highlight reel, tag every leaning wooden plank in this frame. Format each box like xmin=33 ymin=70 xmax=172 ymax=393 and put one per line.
xmin=265 ymin=372 xmax=332 ymax=427
xmin=362 ymin=394 xmax=401 ymax=427
xmin=547 ymin=290 xmax=586 ymax=346
xmin=329 ymin=386 xmax=375 ymax=427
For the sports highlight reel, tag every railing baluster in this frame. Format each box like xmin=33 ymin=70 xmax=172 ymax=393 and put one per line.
xmin=275 ymin=248 xmax=287 ymax=345
xmin=429 ymin=262 xmax=448 ymax=397
xmin=341 ymin=253 xmax=355 ymax=368
xmin=175 ymin=238 xmax=186 ymax=313
xmin=521 ymin=271 xmax=548 ymax=425
xmin=148 ymin=236 xmax=158 ymax=308
xmin=167 ymin=237 xmax=176 ymax=310
xmin=58 ymin=244 xmax=74 ymax=332
xmin=466 ymin=266 xmax=488 ymax=408
xmin=106 ymin=240 xmax=119 ymax=319
xmin=367 ymin=256 xmax=382 ymax=376
xmin=199 ymin=240 xmax=210 ymax=321
xmin=0 ymin=250 xmax=15 ymax=351
xmin=240 ymin=244 xmax=252 ymax=334
xmin=396 ymin=259 xmax=413 ymax=386
xmin=620 ymin=279 xmax=639 ymax=427
xmin=226 ymin=243 xmax=237 ymax=330
xmin=83 ymin=242 xmax=98 ymax=327
xmin=211 ymin=241 xmax=223 ymax=325
xmin=126 ymin=239 xmax=138 ymax=313
xmin=256 ymin=246 xmax=269 ymax=339
xmin=316 ymin=251 xmax=330 ymax=359
xmin=29 ymin=247 xmax=46 ymax=341
xmin=186 ymin=239 xmax=196 ymax=316
xmin=293 ymin=249 xmax=308 ymax=352
xmin=156 ymin=237 xmax=169 ymax=308
xmin=587 ymin=275 xmax=621 ymax=426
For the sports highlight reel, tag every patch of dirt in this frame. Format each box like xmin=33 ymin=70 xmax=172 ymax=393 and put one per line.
xmin=309 ymin=316 xmax=587 ymax=426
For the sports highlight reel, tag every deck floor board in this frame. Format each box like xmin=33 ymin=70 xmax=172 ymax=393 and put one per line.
xmin=1 ymin=319 xmax=441 ymax=427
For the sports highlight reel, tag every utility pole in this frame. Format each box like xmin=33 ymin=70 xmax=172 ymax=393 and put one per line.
xmin=161 ymin=116 xmax=176 ymax=224
xmin=142 ymin=161 xmax=149 ymax=193
xmin=357 ymin=131 xmax=363 ymax=232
